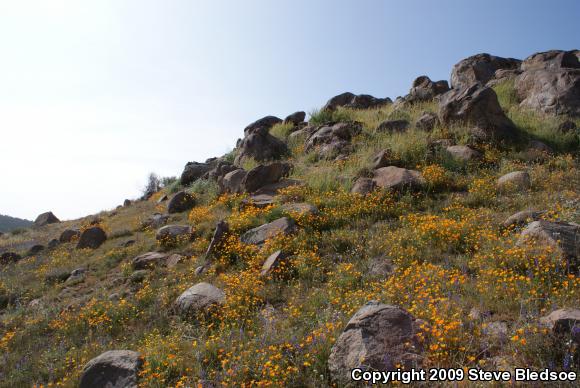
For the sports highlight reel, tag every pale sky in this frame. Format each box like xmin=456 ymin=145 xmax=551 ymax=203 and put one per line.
xmin=1 ymin=0 xmax=578 ymax=220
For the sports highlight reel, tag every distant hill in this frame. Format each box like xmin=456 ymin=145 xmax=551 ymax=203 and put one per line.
xmin=0 ymin=214 xmax=33 ymax=233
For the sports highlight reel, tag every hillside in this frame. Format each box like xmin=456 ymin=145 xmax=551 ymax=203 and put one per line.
xmin=0 ymin=214 xmax=33 ymax=233
xmin=1 ymin=50 xmax=579 ymax=387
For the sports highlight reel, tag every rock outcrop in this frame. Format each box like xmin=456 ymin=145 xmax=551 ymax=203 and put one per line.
xmin=322 ymin=92 xmax=391 ymax=111
xmin=450 ymin=53 xmax=521 ymax=89
xmin=34 ymin=212 xmax=60 ymax=227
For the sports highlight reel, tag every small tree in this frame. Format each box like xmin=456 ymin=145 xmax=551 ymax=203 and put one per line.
xmin=142 ymin=173 xmax=161 ymax=199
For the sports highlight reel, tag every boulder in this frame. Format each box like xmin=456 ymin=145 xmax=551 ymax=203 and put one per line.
xmin=132 ymin=252 xmax=169 ymax=270
xmin=0 ymin=252 xmax=21 ymax=265
xmin=174 ymin=282 xmax=225 ymax=316
xmin=123 ymin=199 xmax=132 ymax=207
xmin=167 ymin=191 xmax=196 ymax=214
xmin=240 ymin=217 xmax=296 ymax=245
xmin=156 ymin=225 xmax=192 ymax=246
xmin=207 ymin=160 xmax=237 ymax=181
xmin=77 ymin=227 xmax=107 ymax=249
xmin=497 ymin=171 xmax=531 ymax=191
xmin=305 ymin=122 xmax=362 ymax=159
xmin=450 ymin=53 xmax=521 ymax=89
xmin=517 ymin=220 xmax=580 ymax=262
xmin=34 ymin=211 xmax=60 ymax=227
xmin=242 ymin=162 xmax=292 ymax=193
xmin=59 ymin=228 xmax=81 ymax=243
xmin=243 ymin=115 xmax=282 ymax=136
xmin=241 ymin=194 xmax=275 ymax=209
xmin=235 ymin=128 xmax=288 ymax=165
xmin=368 ymin=256 xmax=395 ymax=278
xmin=503 ymin=210 xmax=544 ymax=228
xmin=47 ymin=239 xmax=60 ymax=249
xmin=283 ymin=111 xmax=306 ymax=125
xmin=166 ymin=254 xmax=186 ymax=268
xmin=66 ymin=268 xmax=87 ymax=284
xmin=372 ymin=149 xmax=397 ymax=170
xmin=280 ymin=202 xmax=318 ymax=215
xmin=79 ymin=350 xmax=142 ymax=388
xmin=351 ymin=177 xmax=376 ymax=195
xmin=372 ymin=166 xmax=426 ymax=191
xmin=260 ymin=250 xmax=289 ymax=276
xmin=415 ymin=111 xmax=439 ymax=131
xmin=446 ymin=145 xmax=482 ymax=161
xmin=407 ymin=75 xmax=450 ymax=102
xmin=322 ymin=92 xmax=391 ymax=111
xmin=328 ymin=302 xmax=422 ymax=383
xmin=375 ymin=119 xmax=409 ymax=133
xmin=141 ymin=213 xmax=170 ymax=230
xmin=528 ymin=140 xmax=553 ymax=154
xmin=26 ymin=244 xmax=45 ymax=256
xmin=219 ymin=169 xmax=247 ymax=194
xmin=439 ymin=84 xmax=517 ymax=141
xmin=540 ymin=308 xmax=580 ymax=344
xmin=180 ymin=162 xmax=212 ymax=186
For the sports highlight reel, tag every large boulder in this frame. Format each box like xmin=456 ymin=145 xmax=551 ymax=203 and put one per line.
xmin=328 ymin=302 xmax=422 ymax=383
xmin=322 ymin=92 xmax=391 ymax=111
xmin=77 ymin=227 xmax=107 ymax=249
xmin=372 ymin=166 xmax=426 ymax=191
xmin=219 ymin=169 xmax=247 ymax=194
xmin=180 ymin=161 xmax=212 ymax=186
xmin=497 ymin=171 xmax=531 ymax=191
xmin=515 ymin=50 xmax=580 ymax=116
xmin=174 ymin=282 xmax=225 ymax=316
xmin=540 ymin=308 xmax=580 ymax=344
xmin=240 ymin=217 xmax=296 ymax=245
xmin=243 ymin=115 xmax=282 ymax=136
xmin=305 ymin=121 xmax=362 ymax=159
xmin=283 ymin=111 xmax=306 ymax=125
xmin=407 ymin=75 xmax=450 ymax=102
xmin=79 ymin=350 xmax=142 ymax=388
xmin=167 ymin=191 xmax=196 ymax=214
xmin=450 ymin=53 xmax=521 ymax=89
xmin=156 ymin=225 xmax=193 ymax=246
xmin=207 ymin=160 xmax=237 ymax=181
xmin=242 ymin=162 xmax=292 ymax=193
xmin=59 ymin=228 xmax=81 ymax=243
xmin=34 ymin=211 xmax=60 ymax=227
xmin=235 ymin=128 xmax=288 ymax=165
xmin=439 ymin=84 xmax=517 ymax=141
xmin=517 ymin=221 xmax=580 ymax=263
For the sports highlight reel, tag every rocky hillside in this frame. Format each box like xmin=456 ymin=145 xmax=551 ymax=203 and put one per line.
xmin=1 ymin=50 xmax=579 ymax=387
xmin=0 ymin=214 xmax=33 ymax=233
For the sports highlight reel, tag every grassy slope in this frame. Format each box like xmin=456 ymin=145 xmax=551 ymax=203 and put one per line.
xmin=0 ymin=81 xmax=579 ymax=387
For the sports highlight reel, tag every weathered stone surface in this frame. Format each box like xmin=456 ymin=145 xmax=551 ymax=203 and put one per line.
xmin=305 ymin=122 xmax=362 ymax=159
xmin=371 ymin=149 xmax=397 ymax=170
xmin=375 ymin=119 xmax=409 ymax=133
xmin=241 ymin=194 xmax=275 ymax=209
xmin=450 ymin=53 xmax=521 ymax=89
xmin=240 ymin=217 xmax=296 ymax=245
xmin=242 ymin=162 xmax=292 ymax=193
xmin=220 ymin=169 xmax=247 ymax=194
xmin=243 ymin=115 xmax=282 ymax=136
xmin=260 ymin=250 xmax=289 ymax=276
xmin=415 ymin=111 xmax=439 ymax=131
xmin=503 ymin=210 xmax=544 ymax=228
xmin=0 ymin=252 xmax=22 ymax=265
xmin=322 ymin=92 xmax=391 ymax=111
xmin=79 ymin=350 xmax=142 ymax=388
xmin=497 ymin=171 xmax=531 ymax=191
xmin=34 ymin=212 xmax=60 ymax=227
xmin=166 ymin=254 xmax=186 ymax=268
xmin=167 ymin=191 xmax=196 ymax=214
xmin=482 ymin=321 xmax=509 ymax=344
xmin=540 ymin=308 xmax=580 ymax=344
xmin=439 ymin=84 xmax=517 ymax=141
xmin=132 ymin=252 xmax=169 ymax=270
xmin=236 ymin=118 xmax=288 ymax=164
xmin=77 ymin=227 xmax=107 ymax=249
xmin=328 ymin=302 xmax=422 ymax=383
xmin=155 ymin=225 xmax=192 ymax=245
xmin=175 ymin=282 xmax=225 ymax=316
xmin=180 ymin=162 xmax=212 ymax=186
xmin=280 ymin=202 xmax=318 ymax=215
xmin=372 ymin=166 xmax=425 ymax=191
xmin=59 ymin=228 xmax=80 ymax=243
xmin=446 ymin=145 xmax=482 ymax=161
xmin=283 ymin=111 xmax=306 ymax=125
xmin=407 ymin=75 xmax=449 ymax=102
xmin=517 ymin=220 xmax=580 ymax=262
xmin=141 ymin=213 xmax=170 ymax=230
xmin=351 ymin=177 xmax=376 ymax=195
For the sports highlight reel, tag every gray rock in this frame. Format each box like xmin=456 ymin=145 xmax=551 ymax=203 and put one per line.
xmin=328 ymin=302 xmax=422 ymax=384
xmin=156 ymin=225 xmax=192 ymax=246
xmin=34 ymin=211 xmax=60 ymax=227
xmin=141 ymin=213 xmax=170 ymax=230
xmin=283 ymin=111 xmax=306 ymax=125
xmin=241 ymin=194 xmax=275 ymax=209
xmin=243 ymin=115 xmax=282 ymax=136
xmin=305 ymin=122 xmax=362 ymax=159
xmin=235 ymin=121 xmax=288 ymax=164
xmin=219 ymin=169 xmax=247 ymax=194
xmin=322 ymin=92 xmax=391 ymax=111
xmin=375 ymin=119 xmax=409 ymax=133
xmin=503 ymin=210 xmax=544 ymax=228
xmin=166 ymin=253 xmax=186 ymax=268
xmin=77 ymin=227 xmax=107 ymax=249
xmin=242 ymin=162 xmax=292 ymax=193
xmin=59 ymin=228 xmax=80 ymax=243
xmin=517 ymin=220 xmax=580 ymax=262
xmin=123 ymin=199 xmax=132 ymax=207
xmin=446 ymin=145 xmax=482 ymax=161
xmin=351 ymin=177 xmax=376 ymax=195
xmin=407 ymin=75 xmax=449 ymax=102
xmin=79 ymin=350 xmax=142 ymax=388
xmin=482 ymin=321 xmax=509 ymax=344
xmin=27 ymin=244 xmax=45 ymax=256
xmin=260 ymin=250 xmax=289 ymax=276
xmin=175 ymin=282 xmax=225 ymax=316
xmin=450 ymin=53 xmax=521 ymax=89
xmin=240 ymin=217 xmax=296 ymax=245
xmin=167 ymin=191 xmax=196 ymax=214
xmin=280 ymin=202 xmax=318 ymax=215
xmin=180 ymin=162 xmax=212 ymax=186
xmin=132 ymin=252 xmax=169 ymax=270
xmin=497 ymin=171 xmax=531 ymax=191
xmin=540 ymin=308 xmax=580 ymax=344
xmin=372 ymin=166 xmax=426 ymax=191
xmin=415 ymin=111 xmax=439 ymax=131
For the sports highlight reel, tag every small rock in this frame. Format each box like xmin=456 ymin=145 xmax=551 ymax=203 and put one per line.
xmin=482 ymin=321 xmax=509 ymax=344
xmin=242 ymin=162 xmax=292 ymax=193
xmin=174 ymin=282 xmax=225 ymax=316
xmin=123 ymin=199 xmax=132 ymax=207
xmin=372 ymin=166 xmax=426 ymax=191
xmin=240 ymin=217 xmax=296 ymax=245
xmin=156 ymin=225 xmax=193 ymax=246
xmin=132 ymin=252 xmax=169 ymax=270
xmin=79 ymin=350 xmax=143 ymax=388
xmin=558 ymin=120 xmax=577 ymax=132
xmin=141 ymin=213 xmax=170 ymax=230
xmin=497 ymin=171 xmax=531 ymax=191
xmin=47 ymin=239 xmax=60 ymax=249
xmin=77 ymin=227 xmax=107 ymax=249
xmin=180 ymin=162 xmax=212 ymax=186
xmin=27 ymin=244 xmax=45 ymax=256
xmin=372 ymin=149 xmax=397 ymax=169
xmin=446 ymin=145 xmax=482 ymax=161
xmin=280 ymin=202 xmax=318 ymax=215
xmin=220 ymin=169 xmax=247 ymax=194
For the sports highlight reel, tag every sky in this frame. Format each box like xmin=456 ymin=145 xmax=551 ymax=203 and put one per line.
xmin=0 ymin=0 xmax=579 ymax=220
